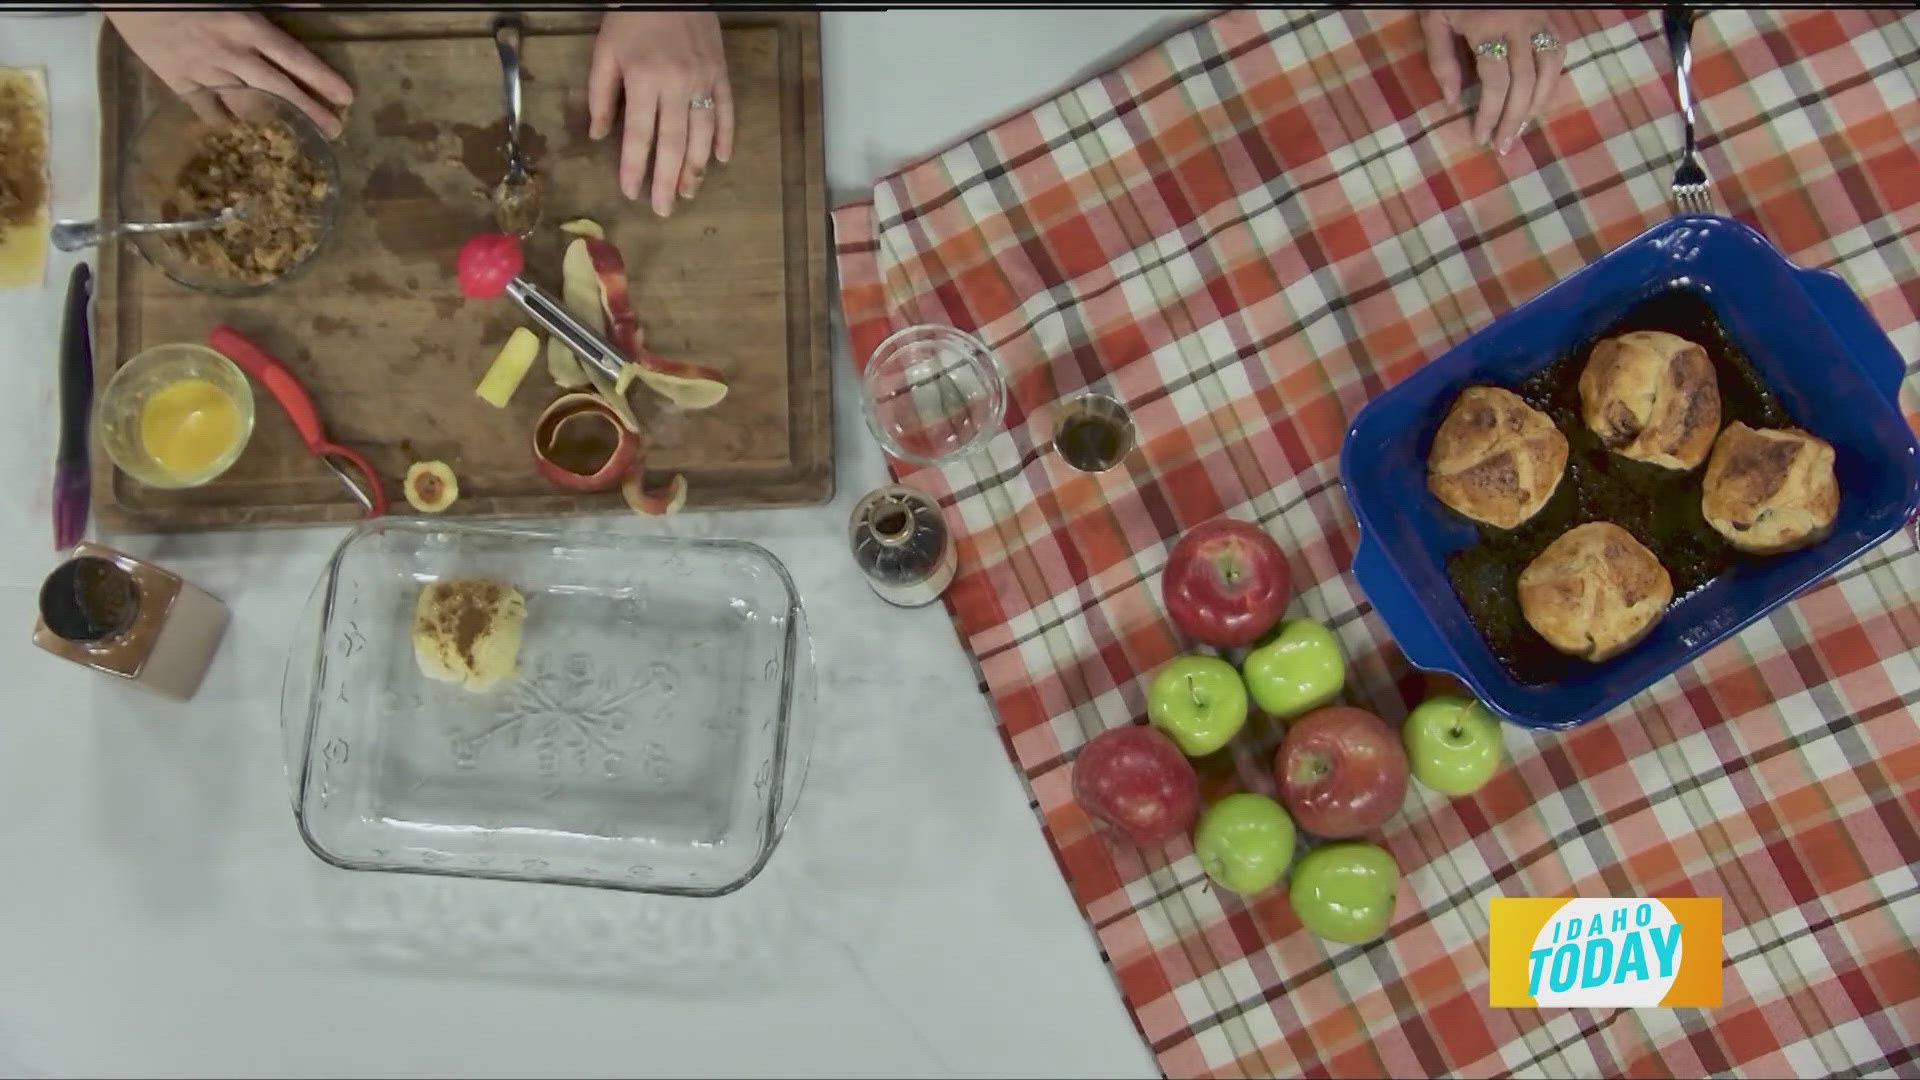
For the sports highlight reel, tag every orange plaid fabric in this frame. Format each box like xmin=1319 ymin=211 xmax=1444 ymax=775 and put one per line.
xmin=833 ymin=8 xmax=1920 ymax=1077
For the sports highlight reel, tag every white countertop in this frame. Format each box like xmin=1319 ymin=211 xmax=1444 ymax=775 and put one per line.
xmin=0 ymin=11 xmax=1195 ymax=1078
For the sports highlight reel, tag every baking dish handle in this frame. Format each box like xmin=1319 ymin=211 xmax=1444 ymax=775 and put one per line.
xmin=278 ymin=570 xmax=330 ymax=813
xmin=1351 ymin=529 xmax=1454 ymax=675
xmin=1794 ymin=266 xmax=1909 ymax=405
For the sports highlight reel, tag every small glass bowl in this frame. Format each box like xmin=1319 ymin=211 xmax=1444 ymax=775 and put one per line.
xmin=861 ymin=324 xmax=1007 ymax=465
xmin=118 ymin=85 xmax=341 ymax=296
xmin=95 ymin=342 xmax=256 ymax=489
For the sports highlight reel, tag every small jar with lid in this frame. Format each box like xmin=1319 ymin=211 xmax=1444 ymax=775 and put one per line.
xmin=849 ymin=484 xmax=957 ymax=607
xmin=32 ymin=542 xmax=230 ymax=701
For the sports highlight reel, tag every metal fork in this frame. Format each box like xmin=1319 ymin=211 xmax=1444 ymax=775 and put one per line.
xmin=1664 ymin=4 xmax=1713 ymax=214
xmin=49 ymin=206 xmax=243 ymax=252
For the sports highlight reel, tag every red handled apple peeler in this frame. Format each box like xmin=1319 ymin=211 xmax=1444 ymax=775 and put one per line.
xmin=207 ymin=325 xmax=388 ymax=518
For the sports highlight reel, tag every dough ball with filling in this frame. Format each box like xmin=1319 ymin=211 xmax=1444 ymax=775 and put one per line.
xmin=1518 ymin=522 xmax=1673 ymax=662
xmin=1578 ymin=330 xmax=1720 ymax=470
xmin=1427 ymin=386 xmax=1569 ymax=529
xmin=1701 ymin=421 xmax=1838 ymax=555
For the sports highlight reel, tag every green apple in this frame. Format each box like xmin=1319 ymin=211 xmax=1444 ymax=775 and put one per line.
xmin=1194 ymin=793 xmax=1296 ymax=895
xmin=1242 ymin=617 xmax=1345 ymax=718
xmin=1289 ymin=841 xmax=1399 ymax=945
xmin=1402 ymin=694 xmax=1504 ymax=796
xmin=1148 ymin=654 xmax=1249 ymax=757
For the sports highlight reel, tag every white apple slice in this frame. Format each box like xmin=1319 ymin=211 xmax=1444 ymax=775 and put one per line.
xmin=544 ymin=218 xmax=602 ymax=389
xmin=632 ymin=364 xmax=728 ymax=410
xmin=622 ymin=471 xmax=687 ymax=516
xmin=545 ymin=337 xmax=590 ymax=389
xmin=475 ymin=327 xmax=540 ymax=408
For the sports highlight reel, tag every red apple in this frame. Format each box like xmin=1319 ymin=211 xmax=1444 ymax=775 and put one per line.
xmin=1161 ymin=519 xmax=1291 ymax=648
xmin=1274 ymin=706 xmax=1409 ymax=838
xmin=1071 ymin=726 xmax=1200 ymax=845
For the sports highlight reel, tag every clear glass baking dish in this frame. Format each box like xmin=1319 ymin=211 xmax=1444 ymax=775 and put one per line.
xmin=281 ymin=519 xmax=814 ymax=896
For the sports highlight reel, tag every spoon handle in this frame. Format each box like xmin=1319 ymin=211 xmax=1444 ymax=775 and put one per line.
xmin=49 ymin=213 xmax=229 ymax=252
xmin=48 ymin=219 xmax=104 ymax=252
xmin=493 ymin=14 xmax=526 ymax=173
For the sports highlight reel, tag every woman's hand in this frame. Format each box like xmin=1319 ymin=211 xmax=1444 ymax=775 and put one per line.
xmin=1421 ymin=9 xmax=1569 ymax=154
xmin=105 ymin=11 xmax=353 ymax=138
xmin=587 ymin=11 xmax=734 ymax=216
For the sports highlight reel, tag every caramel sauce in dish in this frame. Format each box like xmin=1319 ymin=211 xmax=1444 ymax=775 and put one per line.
xmin=1443 ymin=286 xmax=1793 ymax=686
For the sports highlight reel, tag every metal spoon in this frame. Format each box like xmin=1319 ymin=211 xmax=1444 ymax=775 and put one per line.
xmin=490 ymin=14 xmax=542 ymax=237
xmin=49 ymin=207 xmax=242 ymax=253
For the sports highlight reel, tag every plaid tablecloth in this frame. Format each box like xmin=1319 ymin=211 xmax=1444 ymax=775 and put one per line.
xmin=832 ymin=8 xmax=1920 ymax=1078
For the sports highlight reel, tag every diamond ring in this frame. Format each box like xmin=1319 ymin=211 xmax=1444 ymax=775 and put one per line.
xmin=1474 ymin=39 xmax=1509 ymax=60
xmin=689 ymin=95 xmax=715 ymax=111
xmin=1531 ymin=31 xmax=1561 ymax=53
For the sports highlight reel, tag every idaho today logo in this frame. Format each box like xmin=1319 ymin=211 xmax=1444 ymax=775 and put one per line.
xmin=1488 ymin=898 xmax=1721 ymax=1008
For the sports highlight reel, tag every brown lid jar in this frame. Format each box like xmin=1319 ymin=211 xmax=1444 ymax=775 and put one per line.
xmin=32 ymin=542 xmax=230 ymax=702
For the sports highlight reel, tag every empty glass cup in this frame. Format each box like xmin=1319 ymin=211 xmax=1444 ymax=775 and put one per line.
xmin=860 ymin=324 xmax=1006 ymax=466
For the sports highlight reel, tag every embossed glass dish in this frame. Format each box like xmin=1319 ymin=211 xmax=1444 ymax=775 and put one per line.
xmin=282 ymin=519 xmax=814 ymax=896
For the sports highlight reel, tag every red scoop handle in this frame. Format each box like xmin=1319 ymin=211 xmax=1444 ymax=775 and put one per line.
xmin=209 ymin=325 xmax=326 ymax=450
xmin=207 ymin=325 xmax=387 ymax=518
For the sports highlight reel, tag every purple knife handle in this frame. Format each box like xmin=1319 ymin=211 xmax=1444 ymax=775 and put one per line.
xmin=53 ymin=262 xmax=93 ymax=551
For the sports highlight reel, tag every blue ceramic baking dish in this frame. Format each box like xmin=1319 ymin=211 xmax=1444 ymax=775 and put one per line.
xmin=1342 ymin=215 xmax=1919 ymax=729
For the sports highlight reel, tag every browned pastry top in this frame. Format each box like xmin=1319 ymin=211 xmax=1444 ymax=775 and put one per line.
xmin=1578 ymin=330 xmax=1721 ymax=471
xmin=1701 ymin=421 xmax=1839 ymax=555
xmin=1517 ymin=521 xmax=1674 ymax=662
xmin=1427 ymin=385 xmax=1570 ymax=530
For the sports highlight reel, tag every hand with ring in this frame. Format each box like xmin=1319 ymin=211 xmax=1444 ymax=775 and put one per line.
xmin=587 ymin=10 xmax=735 ymax=216
xmin=1420 ymin=9 xmax=1570 ymax=154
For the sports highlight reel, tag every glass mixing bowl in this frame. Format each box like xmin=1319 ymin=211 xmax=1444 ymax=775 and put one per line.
xmin=118 ymin=85 xmax=340 ymax=295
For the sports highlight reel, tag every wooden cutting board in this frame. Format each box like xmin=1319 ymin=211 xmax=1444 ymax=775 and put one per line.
xmin=93 ymin=10 xmax=829 ymax=530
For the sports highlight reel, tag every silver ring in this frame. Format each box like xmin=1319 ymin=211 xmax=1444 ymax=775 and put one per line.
xmin=1531 ymin=31 xmax=1561 ymax=53
xmin=689 ymin=94 xmax=715 ymax=111
xmin=1474 ymin=39 xmax=1509 ymax=60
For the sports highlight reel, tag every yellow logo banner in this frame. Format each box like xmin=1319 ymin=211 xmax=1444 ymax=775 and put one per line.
xmin=1489 ymin=897 xmax=1721 ymax=1008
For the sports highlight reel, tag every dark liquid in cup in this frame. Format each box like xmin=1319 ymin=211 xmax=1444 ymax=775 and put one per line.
xmin=1056 ymin=411 xmax=1131 ymax=472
